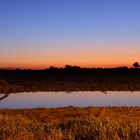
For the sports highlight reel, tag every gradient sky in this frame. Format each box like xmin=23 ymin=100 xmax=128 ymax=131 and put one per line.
xmin=0 ymin=0 xmax=140 ymax=69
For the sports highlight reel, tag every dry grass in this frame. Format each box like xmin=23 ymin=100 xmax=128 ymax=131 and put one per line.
xmin=0 ymin=107 xmax=140 ymax=140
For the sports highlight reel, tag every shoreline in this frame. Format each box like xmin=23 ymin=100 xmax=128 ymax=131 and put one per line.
xmin=1 ymin=68 xmax=140 ymax=93
xmin=0 ymin=85 xmax=140 ymax=94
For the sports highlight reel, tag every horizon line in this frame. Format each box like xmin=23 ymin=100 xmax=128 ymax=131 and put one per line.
xmin=0 ymin=65 xmax=134 ymax=70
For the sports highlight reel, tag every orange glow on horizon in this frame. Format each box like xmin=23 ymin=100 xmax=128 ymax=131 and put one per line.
xmin=0 ymin=63 xmax=133 ymax=69
xmin=0 ymin=41 xmax=139 ymax=69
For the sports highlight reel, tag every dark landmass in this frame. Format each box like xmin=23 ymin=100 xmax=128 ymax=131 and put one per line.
xmin=0 ymin=107 xmax=140 ymax=140
xmin=0 ymin=66 xmax=140 ymax=93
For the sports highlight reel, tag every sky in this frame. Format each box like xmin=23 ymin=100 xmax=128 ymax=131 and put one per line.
xmin=0 ymin=0 xmax=140 ymax=69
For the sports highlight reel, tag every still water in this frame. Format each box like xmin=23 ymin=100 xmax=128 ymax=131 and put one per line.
xmin=0 ymin=91 xmax=140 ymax=108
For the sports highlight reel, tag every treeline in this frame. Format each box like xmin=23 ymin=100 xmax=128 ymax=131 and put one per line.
xmin=0 ymin=65 xmax=140 ymax=93
xmin=0 ymin=65 xmax=140 ymax=75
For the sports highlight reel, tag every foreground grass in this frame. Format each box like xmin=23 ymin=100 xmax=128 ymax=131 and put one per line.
xmin=0 ymin=107 xmax=140 ymax=140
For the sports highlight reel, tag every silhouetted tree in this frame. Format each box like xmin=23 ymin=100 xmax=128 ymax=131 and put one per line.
xmin=133 ymin=62 xmax=139 ymax=68
xmin=49 ymin=66 xmax=56 ymax=69
xmin=65 ymin=65 xmax=73 ymax=69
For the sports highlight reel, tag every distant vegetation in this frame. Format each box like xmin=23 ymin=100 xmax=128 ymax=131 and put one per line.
xmin=133 ymin=62 xmax=140 ymax=68
xmin=0 ymin=64 xmax=140 ymax=93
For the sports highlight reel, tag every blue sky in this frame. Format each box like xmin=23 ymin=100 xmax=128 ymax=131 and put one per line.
xmin=0 ymin=0 xmax=140 ymax=68
xmin=1 ymin=0 xmax=140 ymax=42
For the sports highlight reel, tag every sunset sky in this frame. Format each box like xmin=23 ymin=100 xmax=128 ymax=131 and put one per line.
xmin=0 ymin=0 xmax=140 ymax=69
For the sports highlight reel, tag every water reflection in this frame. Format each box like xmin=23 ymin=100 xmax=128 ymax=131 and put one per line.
xmin=0 ymin=91 xmax=140 ymax=108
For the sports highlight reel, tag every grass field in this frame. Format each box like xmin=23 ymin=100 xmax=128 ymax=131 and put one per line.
xmin=0 ymin=107 xmax=140 ymax=140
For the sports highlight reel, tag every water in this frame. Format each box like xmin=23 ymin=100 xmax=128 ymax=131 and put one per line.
xmin=0 ymin=91 xmax=140 ymax=108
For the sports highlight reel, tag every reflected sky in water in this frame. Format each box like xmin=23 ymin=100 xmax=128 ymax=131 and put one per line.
xmin=0 ymin=91 xmax=140 ymax=109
